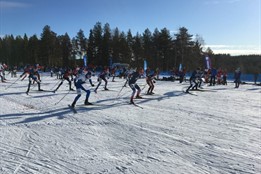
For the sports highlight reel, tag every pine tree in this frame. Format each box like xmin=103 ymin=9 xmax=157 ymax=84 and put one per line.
xmin=102 ymin=23 xmax=112 ymax=66
xmin=142 ymin=28 xmax=153 ymax=69
xmin=40 ymin=25 xmax=57 ymax=66
xmin=152 ymin=28 xmax=161 ymax=70
xmin=87 ymin=29 xmax=95 ymax=66
xmin=27 ymin=35 xmax=40 ymax=65
xmin=92 ymin=22 xmax=103 ymax=65
xmin=111 ymin=27 xmax=121 ymax=63
xmin=75 ymin=29 xmax=87 ymax=59
xmin=119 ymin=31 xmax=131 ymax=64
xmin=174 ymin=27 xmax=194 ymax=71
xmin=158 ymin=28 xmax=172 ymax=70
xmin=132 ymin=33 xmax=143 ymax=68
xmin=58 ymin=33 xmax=72 ymax=67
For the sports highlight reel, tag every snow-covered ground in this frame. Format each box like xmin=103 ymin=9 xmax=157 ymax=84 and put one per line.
xmin=0 ymin=72 xmax=260 ymax=174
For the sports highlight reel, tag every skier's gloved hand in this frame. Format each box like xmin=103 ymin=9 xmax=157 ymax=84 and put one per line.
xmin=91 ymin=84 xmax=95 ymax=87
xmin=153 ymin=80 xmax=156 ymax=83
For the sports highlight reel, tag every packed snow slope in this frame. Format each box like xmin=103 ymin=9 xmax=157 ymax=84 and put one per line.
xmin=0 ymin=72 xmax=260 ymax=174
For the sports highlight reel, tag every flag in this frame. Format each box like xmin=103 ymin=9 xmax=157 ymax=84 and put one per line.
xmin=179 ymin=63 xmax=182 ymax=72
xmin=144 ymin=60 xmax=147 ymax=71
xmin=144 ymin=60 xmax=147 ymax=76
xmin=83 ymin=55 xmax=87 ymax=67
xmin=205 ymin=56 xmax=211 ymax=69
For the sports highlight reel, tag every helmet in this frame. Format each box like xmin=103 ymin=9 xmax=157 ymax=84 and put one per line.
xmin=78 ymin=69 xmax=83 ymax=74
xmin=138 ymin=67 xmax=144 ymax=74
xmin=85 ymin=71 xmax=92 ymax=77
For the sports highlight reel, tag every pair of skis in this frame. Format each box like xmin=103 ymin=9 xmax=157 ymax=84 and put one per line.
xmin=183 ymin=88 xmax=216 ymax=96
xmin=183 ymin=90 xmax=197 ymax=96
xmin=25 ymin=89 xmax=56 ymax=96
xmin=128 ymin=102 xmax=143 ymax=109
xmin=68 ymin=105 xmax=77 ymax=113
xmin=68 ymin=99 xmax=144 ymax=113
xmin=68 ymin=103 xmax=95 ymax=114
xmin=67 ymin=103 xmax=101 ymax=114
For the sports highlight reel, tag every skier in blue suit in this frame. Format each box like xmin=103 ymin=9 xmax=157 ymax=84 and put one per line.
xmin=26 ymin=65 xmax=43 ymax=95
xmin=234 ymin=67 xmax=241 ymax=88
xmin=94 ymin=67 xmax=110 ymax=93
xmin=71 ymin=70 xmax=95 ymax=108
xmin=185 ymin=67 xmax=201 ymax=93
xmin=128 ymin=67 xmax=144 ymax=104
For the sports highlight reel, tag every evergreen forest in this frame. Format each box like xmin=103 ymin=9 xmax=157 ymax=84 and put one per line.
xmin=0 ymin=22 xmax=260 ymax=73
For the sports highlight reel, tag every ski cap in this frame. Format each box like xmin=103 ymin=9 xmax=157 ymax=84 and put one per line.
xmin=87 ymin=71 xmax=92 ymax=76
xmin=78 ymin=69 xmax=83 ymax=74
xmin=85 ymin=71 xmax=92 ymax=78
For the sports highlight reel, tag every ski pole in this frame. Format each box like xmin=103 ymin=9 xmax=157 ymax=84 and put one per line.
xmin=6 ymin=70 xmax=11 ymax=75
xmin=140 ymin=83 xmax=147 ymax=91
xmin=113 ymin=85 xmax=125 ymax=103
xmin=93 ymin=91 xmax=100 ymax=100
xmin=55 ymin=90 xmax=71 ymax=105
xmin=118 ymin=88 xmax=131 ymax=98
xmin=50 ymin=79 xmax=62 ymax=90
xmin=4 ymin=76 xmax=21 ymax=90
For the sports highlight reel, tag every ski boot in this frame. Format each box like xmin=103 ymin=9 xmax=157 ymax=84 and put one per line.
xmin=84 ymin=99 xmax=93 ymax=105
xmin=136 ymin=95 xmax=142 ymax=99
xmin=71 ymin=101 xmax=76 ymax=108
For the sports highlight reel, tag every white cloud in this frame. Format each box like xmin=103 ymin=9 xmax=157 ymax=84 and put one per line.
xmin=0 ymin=1 xmax=30 ymax=9
xmin=170 ymin=30 xmax=178 ymax=34
xmin=205 ymin=45 xmax=261 ymax=55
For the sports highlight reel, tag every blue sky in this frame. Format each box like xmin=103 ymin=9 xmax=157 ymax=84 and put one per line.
xmin=0 ymin=0 xmax=260 ymax=55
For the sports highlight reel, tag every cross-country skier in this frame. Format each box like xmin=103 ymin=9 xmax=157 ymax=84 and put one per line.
xmin=110 ymin=66 xmax=117 ymax=82
xmin=94 ymin=67 xmax=109 ymax=93
xmin=1 ymin=63 xmax=7 ymax=81
xmin=54 ymin=68 xmax=74 ymax=93
xmin=0 ymin=62 xmax=5 ymax=82
xmin=197 ymin=68 xmax=204 ymax=89
xmin=179 ymin=67 xmax=186 ymax=83
xmin=234 ymin=67 xmax=241 ymax=88
xmin=222 ymin=69 xmax=228 ymax=85
xmin=128 ymin=67 xmax=144 ymax=104
xmin=26 ymin=65 xmax=43 ymax=95
xmin=145 ymin=67 xmax=156 ymax=95
xmin=185 ymin=67 xmax=200 ymax=93
xmin=122 ymin=67 xmax=133 ymax=87
xmin=209 ymin=67 xmax=217 ymax=86
xmin=10 ymin=65 xmax=18 ymax=78
xmin=20 ymin=65 xmax=31 ymax=81
xmin=71 ymin=70 xmax=95 ymax=108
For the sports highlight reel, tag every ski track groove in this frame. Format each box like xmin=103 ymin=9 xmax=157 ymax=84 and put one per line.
xmin=71 ymin=103 xmax=260 ymax=174
xmin=1 ymin=75 xmax=260 ymax=173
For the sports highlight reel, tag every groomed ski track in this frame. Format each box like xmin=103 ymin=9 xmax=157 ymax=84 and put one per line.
xmin=0 ymin=73 xmax=260 ymax=174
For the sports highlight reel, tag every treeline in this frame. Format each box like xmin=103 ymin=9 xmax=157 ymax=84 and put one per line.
xmin=0 ymin=22 xmax=260 ymax=73
xmin=212 ymin=54 xmax=261 ymax=74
